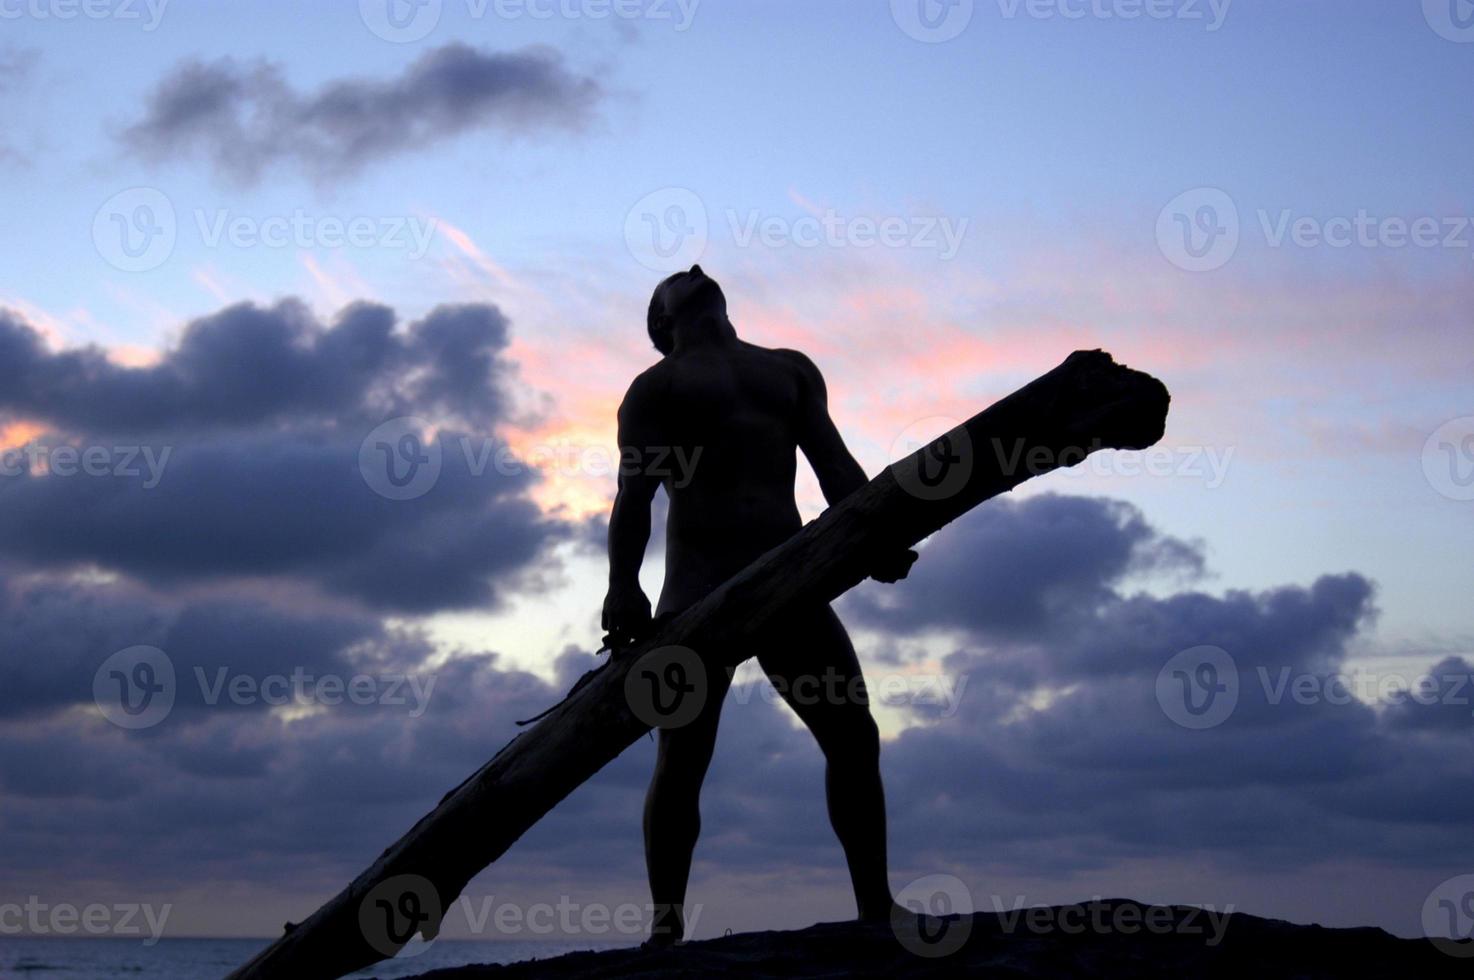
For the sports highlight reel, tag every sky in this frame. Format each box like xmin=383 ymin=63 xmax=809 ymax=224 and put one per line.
xmin=1 ymin=0 xmax=1472 ymax=964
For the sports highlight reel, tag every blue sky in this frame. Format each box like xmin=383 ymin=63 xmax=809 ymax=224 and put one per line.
xmin=1 ymin=0 xmax=1472 ymax=960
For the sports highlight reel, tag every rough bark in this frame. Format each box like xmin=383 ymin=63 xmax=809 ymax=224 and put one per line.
xmin=226 ymin=349 xmax=1170 ymax=980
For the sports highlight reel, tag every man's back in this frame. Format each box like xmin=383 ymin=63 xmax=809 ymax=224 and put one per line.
xmin=628 ymin=341 xmax=812 ymax=613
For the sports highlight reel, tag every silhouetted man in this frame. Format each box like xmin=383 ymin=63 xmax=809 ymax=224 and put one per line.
xmin=602 ymin=264 xmax=917 ymax=945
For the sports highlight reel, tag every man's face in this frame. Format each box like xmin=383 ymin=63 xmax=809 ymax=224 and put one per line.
xmin=658 ymin=264 xmax=724 ymax=322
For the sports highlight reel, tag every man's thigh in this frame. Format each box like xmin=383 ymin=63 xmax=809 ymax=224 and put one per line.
xmin=653 ymin=653 xmax=733 ymax=778
xmin=753 ymin=605 xmax=872 ymax=736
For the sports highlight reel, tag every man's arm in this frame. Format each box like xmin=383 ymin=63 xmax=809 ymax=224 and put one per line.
xmin=785 ymin=349 xmax=870 ymax=506
xmin=602 ymin=372 xmax=663 ymax=646
xmin=784 ymin=349 xmax=916 ymax=584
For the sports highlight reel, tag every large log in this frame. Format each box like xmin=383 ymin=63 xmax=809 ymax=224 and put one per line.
xmin=226 ymin=349 xmax=1169 ymax=979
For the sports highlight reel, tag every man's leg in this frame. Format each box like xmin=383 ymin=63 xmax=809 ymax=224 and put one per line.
xmin=643 ymin=664 xmax=731 ymax=944
xmin=757 ymin=606 xmax=894 ymax=920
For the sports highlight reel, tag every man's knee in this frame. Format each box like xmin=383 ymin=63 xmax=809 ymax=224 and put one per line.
xmin=817 ymin=709 xmax=880 ymax=765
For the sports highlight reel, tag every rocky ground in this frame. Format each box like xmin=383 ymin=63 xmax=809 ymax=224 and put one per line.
xmin=400 ymin=899 xmax=1470 ymax=979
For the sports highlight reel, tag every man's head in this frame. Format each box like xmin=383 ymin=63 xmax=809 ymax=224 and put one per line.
xmin=647 ymin=264 xmax=726 ymax=355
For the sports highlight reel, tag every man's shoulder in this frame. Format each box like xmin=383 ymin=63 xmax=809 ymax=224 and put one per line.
xmin=744 ymin=343 xmax=818 ymax=376
xmin=764 ymin=346 xmax=823 ymax=386
xmin=620 ymin=360 xmax=672 ymax=413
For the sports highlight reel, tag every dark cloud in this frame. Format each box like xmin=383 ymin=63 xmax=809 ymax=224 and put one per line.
xmin=0 ymin=300 xmax=512 ymax=435
xmin=0 ymin=300 xmax=570 ymax=613
xmin=119 ymin=43 xmax=601 ymax=182
xmin=843 ymin=493 xmax=1205 ymax=641
xmin=0 ymin=47 xmax=37 ymax=88
xmin=2 ymin=492 xmax=1469 ymax=936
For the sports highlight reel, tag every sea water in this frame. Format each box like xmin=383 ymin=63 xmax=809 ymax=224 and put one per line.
xmin=0 ymin=937 xmax=629 ymax=978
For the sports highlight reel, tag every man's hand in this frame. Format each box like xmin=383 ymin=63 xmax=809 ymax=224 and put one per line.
xmin=869 ymin=548 xmax=918 ymax=584
xmin=601 ymin=582 xmax=653 ymax=650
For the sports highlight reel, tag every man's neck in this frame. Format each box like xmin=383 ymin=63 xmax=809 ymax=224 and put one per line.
xmin=672 ymin=314 xmax=737 ymax=353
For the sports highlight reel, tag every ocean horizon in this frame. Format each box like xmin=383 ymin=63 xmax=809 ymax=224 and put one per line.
xmin=0 ymin=936 xmax=636 ymax=978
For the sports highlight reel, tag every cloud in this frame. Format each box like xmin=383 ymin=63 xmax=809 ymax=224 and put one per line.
xmin=119 ymin=43 xmax=602 ymax=183
xmin=0 ymin=299 xmax=574 ymax=613
xmin=0 ymin=299 xmax=516 ymax=435
xmin=3 ymin=491 xmax=1469 ymax=940
xmin=843 ymin=494 xmax=1205 ymax=642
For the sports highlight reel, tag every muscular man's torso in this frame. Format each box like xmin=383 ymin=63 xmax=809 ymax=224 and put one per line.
xmin=637 ymin=341 xmax=807 ymax=615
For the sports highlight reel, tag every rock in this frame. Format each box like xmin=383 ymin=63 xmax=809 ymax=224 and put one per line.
xmin=398 ymin=899 xmax=1469 ymax=979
